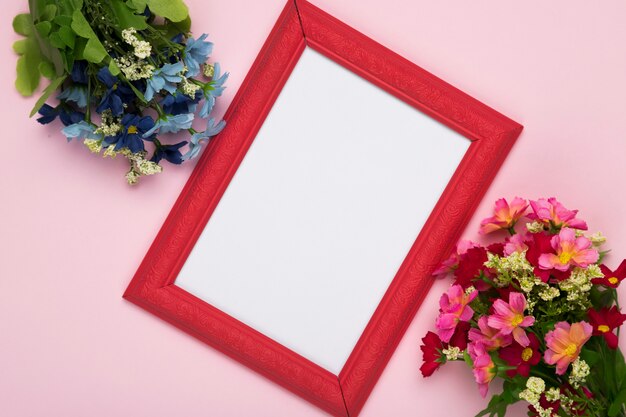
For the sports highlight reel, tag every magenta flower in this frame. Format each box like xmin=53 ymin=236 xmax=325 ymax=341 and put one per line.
xmin=435 ymin=285 xmax=478 ymax=343
xmin=487 ymin=292 xmax=535 ymax=346
xmin=479 ymin=197 xmax=528 ymax=234
xmin=528 ymin=197 xmax=588 ymax=230
xmin=538 ymin=228 xmax=599 ymax=271
xmin=504 ymin=233 xmax=529 ymax=256
xmin=468 ymin=342 xmax=496 ymax=397
xmin=469 ymin=316 xmax=513 ymax=351
xmin=544 ymin=321 xmax=592 ymax=374
xmin=432 ymin=240 xmax=479 ymax=279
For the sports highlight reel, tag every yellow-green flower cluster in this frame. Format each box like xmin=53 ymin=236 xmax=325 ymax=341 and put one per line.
xmin=485 ymin=252 xmax=535 ymax=288
xmin=558 ymin=265 xmax=602 ymax=307
xmin=568 ymin=358 xmax=590 ymax=389
xmin=122 ymin=150 xmax=163 ymax=185
xmin=519 ymin=377 xmax=546 ymax=407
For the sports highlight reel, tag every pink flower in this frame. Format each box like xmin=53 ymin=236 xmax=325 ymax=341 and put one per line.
xmin=479 ymin=197 xmax=528 ymax=234
xmin=544 ymin=321 xmax=592 ymax=374
xmin=528 ymin=197 xmax=588 ymax=230
xmin=435 ymin=285 xmax=478 ymax=343
xmin=433 ymin=240 xmax=479 ymax=279
xmin=538 ymin=228 xmax=599 ymax=271
xmin=487 ymin=292 xmax=535 ymax=346
xmin=468 ymin=342 xmax=496 ymax=397
xmin=469 ymin=316 xmax=513 ymax=351
xmin=504 ymin=233 xmax=529 ymax=256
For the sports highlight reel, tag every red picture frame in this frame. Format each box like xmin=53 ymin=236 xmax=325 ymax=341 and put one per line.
xmin=124 ymin=1 xmax=522 ymax=416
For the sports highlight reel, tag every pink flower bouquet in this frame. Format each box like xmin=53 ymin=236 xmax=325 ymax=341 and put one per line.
xmin=421 ymin=197 xmax=626 ymax=417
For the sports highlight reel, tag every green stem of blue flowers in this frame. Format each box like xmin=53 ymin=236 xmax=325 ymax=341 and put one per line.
xmin=85 ymin=73 xmax=92 ymax=122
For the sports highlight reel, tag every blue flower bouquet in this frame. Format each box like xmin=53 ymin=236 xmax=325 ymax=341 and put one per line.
xmin=13 ymin=0 xmax=227 ymax=184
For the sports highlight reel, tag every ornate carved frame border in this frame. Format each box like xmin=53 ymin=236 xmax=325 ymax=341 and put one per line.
xmin=124 ymin=1 xmax=522 ymax=416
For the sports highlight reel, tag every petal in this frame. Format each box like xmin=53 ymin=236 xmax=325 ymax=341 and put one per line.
xmin=508 ymin=292 xmax=527 ymax=313
xmin=459 ymin=306 xmax=474 ymax=322
xmin=487 ymin=316 xmax=512 ymax=333
xmin=492 ymin=299 xmax=514 ymax=317
xmin=605 ymin=332 xmax=619 ymax=349
xmin=513 ymin=328 xmax=530 ymax=347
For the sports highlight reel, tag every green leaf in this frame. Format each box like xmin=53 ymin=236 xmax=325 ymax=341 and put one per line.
xmin=16 ymin=50 xmax=42 ymax=96
xmin=13 ymin=14 xmax=33 ymax=36
xmin=108 ymin=59 xmax=121 ymax=76
xmin=53 ymin=15 xmax=73 ymax=27
xmin=35 ymin=21 xmax=52 ymax=37
xmin=126 ymin=0 xmax=148 ymax=12
xmin=609 ymin=389 xmax=626 ymax=417
xmin=57 ymin=26 xmax=76 ymax=49
xmin=580 ymin=347 xmax=601 ymax=366
xmin=49 ymin=0 xmax=83 ymax=17
xmin=71 ymin=10 xmax=107 ymax=63
xmin=29 ymin=75 xmax=67 ymax=117
xmin=110 ymin=0 xmax=148 ymax=30
xmin=39 ymin=60 xmax=56 ymax=79
xmin=40 ymin=4 xmax=57 ymax=22
xmin=146 ymin=0 xmax=189 ymax=22
xmin=48 ymin=32 xmax=65 ymax=49
xmin=13 ymin=39 xmax=29 ymax=54
xmin=170 ymin=15 xmax=192 ymax=34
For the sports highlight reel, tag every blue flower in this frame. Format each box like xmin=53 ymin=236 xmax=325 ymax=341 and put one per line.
xmin=62 ymin=121 xmax=101 ymax=142
xmin=105 ymin=114 xmax=155 ymax=153
xmin=58 ymin=86 xmax=89 ymax=109
xmin=37 ymin=104 xmax=85 ymax=127
xmin=184 ymin=34 xmax=213 ymax=77
xmin=199 ymin=63 xmax=229 ymax=118
xmin=151 ymin=141 xmax=187 ymax=165
xmin=161 ymin=91 xmax=202 ymax=116
xmin=96 ymin=67 xmax=134 ymax=116
xmin=144 ymin=62 xmax=185 ymax=102
xmin=143 ymin=113 xmax=194 ymax=137
xmin=183 ymin=118 xmax=226 ymax=160
xmin=70 ymin=61 xmax=89 ymax=84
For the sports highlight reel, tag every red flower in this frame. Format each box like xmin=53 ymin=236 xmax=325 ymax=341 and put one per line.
xmin=588 ymin=306 xmax=626 ymax=349
xmin=525 ymin=232 xmax=570 ymax=282
xmin=420 ymin=332 xmax=444 ymax=377
xmin=420 ymin=322 xmax=470 ymax=377
xmin=593 ymin=260 xmax=626 ymax=288
xmin=454 ymin=246 xmax=488 ymax=289
xmin=498 ymin=333 xmax=541 ymax=377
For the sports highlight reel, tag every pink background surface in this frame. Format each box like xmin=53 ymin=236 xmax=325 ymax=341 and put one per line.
xmin=2 ymin=1 xmax=626 ymax=416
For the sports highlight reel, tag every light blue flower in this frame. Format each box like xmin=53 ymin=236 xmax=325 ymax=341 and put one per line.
xmin=144 ymin=62 xmax=185 ymax=102
xmin=199 ymin=63 xmax=229 ymax=119
xmin=183 ymin=118 xmax=226 ymax=160
xmin=184 ymin=34 xmax=213 ymax=77
xmin=143 ymin=113 xmax=195 ymax=137
xmin=62 ymin=121 xmax=101 ymax=143
xmin=58 ymin=86 xmax=89 ymax=109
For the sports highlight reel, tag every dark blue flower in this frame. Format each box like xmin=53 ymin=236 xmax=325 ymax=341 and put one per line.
xmin=171 ymin=33 xmax=185 ymax=44
xmin=151 ymin=140 xmax=187 ymax=165
xmin=96 ymin=67 xmax=134 ymax=116
xmin=105 ymin=114 xmax=155 ymax=153
xmin=161 ymin=91 xmax=202 ymax=116
xmin=71 ymin=61 xmax=89 ymax=84
xmin=37 ymin=104 xmax=85 ymax=127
